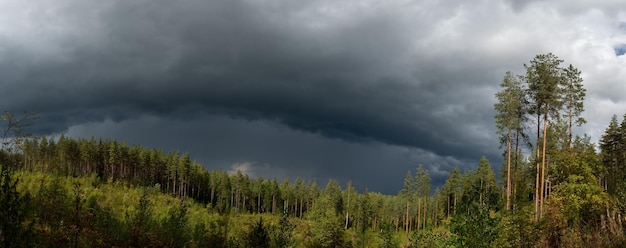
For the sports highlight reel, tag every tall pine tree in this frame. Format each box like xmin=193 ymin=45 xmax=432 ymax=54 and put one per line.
xmin=562 ymin=64 xmax=586 ymax=148
xmin=525 ymin=53 xmax=564 ymax=220
xmin=494 ymin=71 xmax=526 ymax=211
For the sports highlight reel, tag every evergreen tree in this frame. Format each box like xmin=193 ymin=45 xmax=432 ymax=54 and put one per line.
xmin=130 ymin=189 xmax=155 ymax=247
xmin=494 ymin=71 xmax=526 ymax=211
xmin=272 ymin=213 xmax=294 ymax=248
xmin=562 ymin=64 xmax=586 ymax=148
xmin=0 ymin=165 xmax=32 ymax=247
xmin=525 ymin=53 xmax=565 ymax=220
xmin=160 ymin=201 xmax=190 ymax=248
xmin=460 ymin=157 xmax=499 ymax=213
xmin=245 ymin=218 xmax=270 ymax=248
xmin=401 ymin=170 xmax=414 ymax=234
xmin=415 ymin=165 xmax=430 ymax=229
xmin=308 ymin=187 xmax=346 ymax=248
xmin=343 ymin=181 xmax=357 ymax=229
xmin=600 ymin=115 xmax=624 ymax=195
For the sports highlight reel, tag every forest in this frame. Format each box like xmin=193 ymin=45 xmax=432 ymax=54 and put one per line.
xmin=1 ymin=53 xmax=625 ymax=247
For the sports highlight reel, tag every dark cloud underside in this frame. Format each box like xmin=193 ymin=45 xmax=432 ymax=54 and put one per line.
xmin=1 ymin=0 xmax=624 ymax=193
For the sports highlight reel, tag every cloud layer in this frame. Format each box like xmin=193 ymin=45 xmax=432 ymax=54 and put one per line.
xmin=1 ymin=0 xmax=625 ymax=193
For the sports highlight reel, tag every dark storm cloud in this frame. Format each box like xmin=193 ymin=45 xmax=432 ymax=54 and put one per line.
xmin=3 ymin=0 xmax=624 ymax=192
xmin=64 ymin=114 xmax=464 ymax=194
xmin=0 ymin=0 xmax=500 ymax=163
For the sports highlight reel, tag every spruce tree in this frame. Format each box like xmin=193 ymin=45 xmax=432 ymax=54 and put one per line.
xmin=600 ymin=114 xmax=622 ymax=195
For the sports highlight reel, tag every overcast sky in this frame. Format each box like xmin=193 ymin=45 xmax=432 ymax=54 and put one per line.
xmin=1 ymin=0 xmax=624 ymax=194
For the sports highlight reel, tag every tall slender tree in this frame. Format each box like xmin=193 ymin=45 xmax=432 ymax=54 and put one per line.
xmin=401 ymin=170 xmax=414 ymax=234
xmin=599 ymin=115 xmax=622 ymax=195
xmin=562 ymin=64 xmax=586 ymax=148
xmin=415 ymin=165 xmax=430 ymax=229
xmin=494 ymin=71 xmax=525 ymax=211
xmin=442 ymin=166 xmax=462 ymax=216
xmin=525 ymin=53 xmax=564 ymax=220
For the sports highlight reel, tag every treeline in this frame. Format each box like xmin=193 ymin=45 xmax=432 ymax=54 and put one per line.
xmin=20 ymin=135 xmax=318 ymax=216
xmin=5 ymin=131 xmax=516 ymax=246
xmin=16 ymin=135 xmax=468 ymax=234
xmin=1 ymin=169 xmax=302 ymax=247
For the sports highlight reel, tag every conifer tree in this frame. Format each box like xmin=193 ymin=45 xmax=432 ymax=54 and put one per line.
xmin=415 ymin=165 xmax=430 ymax=229
xmin=245 ymin=218 xmax=270 ymax=248
xmin=600 ymin=114 xmax=623 ymax=195
xmin=401 ymin=170 xmax=414 ymax=234
xmin=562 ymin=64 xmax=586 ymax=148
xmin=525 ymin=53 xmax=564 ymax=220
xmin=494 ymin=71 xmax=525 ymax=211
xmin=0 ymin=165 xmax=32 ymax=247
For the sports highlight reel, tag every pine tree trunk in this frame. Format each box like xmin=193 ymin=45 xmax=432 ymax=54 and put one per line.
xmin=535 ymin=113 xmax=541 ymax=221
xmin=540 ymin=113 xmax=548 ymax=218
xmin=569 ymin=97 xmax=573 ymax=148
xmin=405 ymin=200 xmax=409 ymax=235
xmin=423 ymin=196 xmax=427 ymax=229
xmin=513 ymin=128 xmax=520 ymax=211
xmin=257 ymin=193 xmax=261 ymax=213
xmin=454 ymin=192 xmax=457 ymax=215
xmin=417 ymin=197 xmax=421 ymax=230
xmin=345 ymin=211 xmax=349 ymax=229
xmin=506 ymin=129 xmax=512 ymax=211
xmin=447 ymin=193 xmax=450 ymax=217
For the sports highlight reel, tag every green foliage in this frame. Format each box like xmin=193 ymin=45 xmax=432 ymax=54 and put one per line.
xmin=441 ymin=166 xmax=462 ymax=216
xmin=415 ymin=165 xmax=431 ymax=229
xmin=546 ymin=174 xmax=608 ymax=228
xmin=562 ymin=63 xmax=586 ymax=144
xmin=129 ymin=189 xmax=156 ymax=247
xmin=245 ymin=218 xmax=270 ymax=248
xmin=494 ymin=71 xmax=528 ymax=211
xmin=600 ymin=114 xmax=626 ymax=198
xmin=0 ymin=165 xmax=33 ymax=247
xmin=378 ymin=222 xmax=399 ymax=248
xmin=204 ymin=214 xmax=230 ymax=247
xmin=450 ymin=204 xmax=499 ymax=248
xmin=494 ymin=71 xmax=526 ymax=142
xmin=86 ymin=196 xmax=127 ymax=247
xmin=458 ymin=157 xmax=500 ymax=214
xmin=272 ymin=213 xmax=294 ymax=248
xmin=408 ymin=227 xmax=455 ymax=248
xmin=525 ymin=53 xmax=565 ymax=119
xmin=159 ymin=201 xmax=190 ymax=248
xmin=492 ymin=209 xmax=540 ymax=248
xmin=307 ymin=193 xmax=348 ymax=248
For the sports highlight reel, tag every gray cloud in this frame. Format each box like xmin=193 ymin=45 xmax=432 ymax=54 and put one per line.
xmin=63 ymin=114 xmax=463 ymax=194
xmin=1 ymin=0 xmax=625 ymax=193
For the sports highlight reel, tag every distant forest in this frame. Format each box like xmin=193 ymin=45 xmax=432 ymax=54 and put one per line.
xmin=1 ymin=53 xmax=626 ymax=247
